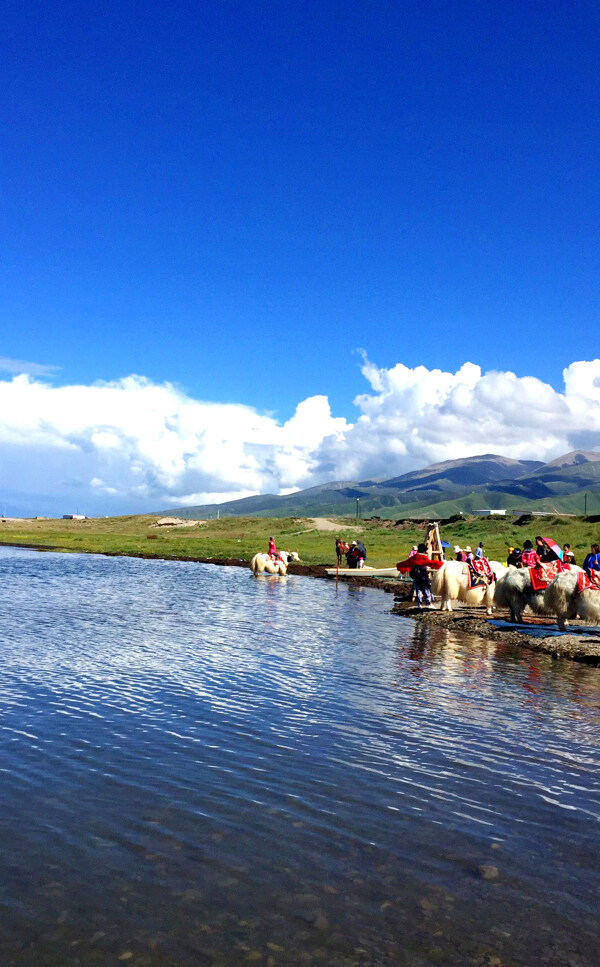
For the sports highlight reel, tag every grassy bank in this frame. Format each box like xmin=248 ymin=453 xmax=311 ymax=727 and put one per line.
xmin=0 ymin=513 xmax=598 ymax=568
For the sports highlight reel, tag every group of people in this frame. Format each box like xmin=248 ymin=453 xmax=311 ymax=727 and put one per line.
xmin=505 ymin=537 xmax=600 ymax=576
xmin=335 ymin=537 xmax=367 ymax=568
xmin=452 ymin=542 xmax=485 ymax=562
xmin=505 ymin=536 xmax=567 ymax=568
xmin=396 ymin=534 xmax=600 ymax=609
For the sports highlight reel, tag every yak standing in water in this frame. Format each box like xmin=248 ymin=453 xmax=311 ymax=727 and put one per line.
xmin=278 ymin=550 xmax=300 ymax=565
xmin=251 ymin=553 xmax=288 ymax=575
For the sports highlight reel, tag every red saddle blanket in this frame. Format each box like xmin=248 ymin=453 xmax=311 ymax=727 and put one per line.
xmin=529 ymin=560 xmax=570 ymax=591
xmin=466 ymin=557 xmax=494 ymax=589
xmin=577 ymin=570 xmax=600 ymax=594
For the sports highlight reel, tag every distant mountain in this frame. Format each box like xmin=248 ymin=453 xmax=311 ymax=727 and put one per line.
xmin=160 ymin=451 xmax=600 ymax=519
xmin=489 ymin=451 xmax=600 ymax=503
xmin=544 ymin=450 xmax=600 ymax=469
xmin=383 ymin=454 xmax=542 ymax=490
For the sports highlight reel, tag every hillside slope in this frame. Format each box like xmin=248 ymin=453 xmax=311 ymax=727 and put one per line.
xmin=162 ymin=451 xmax=600 ymax=519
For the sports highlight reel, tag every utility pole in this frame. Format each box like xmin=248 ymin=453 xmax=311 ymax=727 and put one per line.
xmin=356 ymin=497 xmax=360 ymax=519
xmin=584 ymin=493 xmax=588 ymax=516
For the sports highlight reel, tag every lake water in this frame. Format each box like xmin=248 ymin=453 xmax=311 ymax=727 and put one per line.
xmin=1 ymin=547 xmax=599 ymax=967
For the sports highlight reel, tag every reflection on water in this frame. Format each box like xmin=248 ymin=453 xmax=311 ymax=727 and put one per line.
xmin=0 ymin=546 xmax=599 ymax=966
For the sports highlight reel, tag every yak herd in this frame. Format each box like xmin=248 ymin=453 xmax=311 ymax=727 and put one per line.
xmin=250 ymin=538 xmax=600 ymax=632
xmin=431 ymin=556 xmax=600 ymax=630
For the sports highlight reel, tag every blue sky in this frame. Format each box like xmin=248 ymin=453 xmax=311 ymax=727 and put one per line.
xmin=1 ymin=0 xmax=600 ymax=514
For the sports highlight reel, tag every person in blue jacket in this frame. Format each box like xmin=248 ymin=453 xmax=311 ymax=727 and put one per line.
xmin=582 ymin=543 xmax=600 ymax=577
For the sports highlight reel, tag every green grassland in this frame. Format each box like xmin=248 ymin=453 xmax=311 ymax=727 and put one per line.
xmin=0 ymin=513 xmax=598 ymax=568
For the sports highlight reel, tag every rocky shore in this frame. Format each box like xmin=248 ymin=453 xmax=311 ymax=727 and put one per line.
xmin=314 ymin=570 xmax=600 ymax=664
xmin=291 ymin=569 xmax=600 ymax=665
xmin=390 ymin=595 xmax=600 ymax=665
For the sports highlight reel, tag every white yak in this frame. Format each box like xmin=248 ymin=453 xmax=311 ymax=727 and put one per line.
xmin=278 ymin=550 xmax=300 ymax=564
xmin=543 ymin=571 xmax=600 ymax=631
xmin=251 ymin=553 xmax=288 ymax=575
xmin=493 ymin=568 xmax=547 ymax=623
xmin=494 ymin=565 xmax=583 ymax=623
xmin=431 ymin=560 xmax=507 ymax=613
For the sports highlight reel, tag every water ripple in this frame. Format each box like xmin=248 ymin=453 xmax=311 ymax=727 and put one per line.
xmin=0 ymin=547 xmax=599 ymax=966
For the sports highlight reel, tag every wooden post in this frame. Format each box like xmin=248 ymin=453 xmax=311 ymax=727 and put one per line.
xmin=424 ymin=522 xmax=444 ymax=561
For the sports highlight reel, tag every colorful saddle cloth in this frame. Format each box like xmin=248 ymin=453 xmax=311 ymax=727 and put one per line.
xmin=577 ymin=570 xmax=600 ymax=594
xmin=529 ymin=560 xmax=569 ymax=591
xmin=466 ymin=557 xmax=494 ymax=589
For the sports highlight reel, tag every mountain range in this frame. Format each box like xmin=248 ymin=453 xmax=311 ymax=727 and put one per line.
xmin=168 ymin=450 xmax=600 ymax=519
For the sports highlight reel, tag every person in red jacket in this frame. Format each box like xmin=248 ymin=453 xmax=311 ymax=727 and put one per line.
xmin=396 ymin=543 xmax=443 ymax=609
xmin=520 ymin=540 xmax=540 ymax=567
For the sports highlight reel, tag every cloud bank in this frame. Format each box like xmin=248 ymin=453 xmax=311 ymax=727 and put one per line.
xmin=1 ymin=358 xmax=600 ymax=515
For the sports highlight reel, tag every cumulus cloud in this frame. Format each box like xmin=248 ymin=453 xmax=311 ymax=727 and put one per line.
xmin=1 ymin=358 xmax=599 ymax=515
xmin=0 ymin=373 xmax=350 ymax=514
xmin=314 ymin=358 xmax=600 ymax=478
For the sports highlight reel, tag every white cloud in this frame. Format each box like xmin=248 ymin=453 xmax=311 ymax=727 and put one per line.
xmin=316 ymin=357 xmax=600 ymax=475
xmin=0 ymin=374 xmax=350 ymax=513
xmin=0 ymin=356 xmax=59 ymax=378
xmin=0 ymin=359 xmax=599 ymax=515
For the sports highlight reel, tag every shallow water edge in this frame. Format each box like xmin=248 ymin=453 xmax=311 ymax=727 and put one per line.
xmin=1 ymin=539 xmax=599 ymax=665
xmin=1 ymin=547 xmax=599 ymax=967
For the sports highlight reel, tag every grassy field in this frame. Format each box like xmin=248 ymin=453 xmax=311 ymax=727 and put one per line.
xmin=0 ymin=513 xmax=598 ymax=568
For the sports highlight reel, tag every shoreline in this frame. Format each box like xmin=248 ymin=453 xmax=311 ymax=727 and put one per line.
xmin=0 ymin=540 xmax=336 ymax=579
xmin=2 ymin=540 xmax=600 ymax=666
xmin=391 ymin=599 xmax=600 ymax=665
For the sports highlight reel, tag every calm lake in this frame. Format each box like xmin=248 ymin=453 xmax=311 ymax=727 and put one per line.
xmin=1 ymin=547 xmax=599 ymax=967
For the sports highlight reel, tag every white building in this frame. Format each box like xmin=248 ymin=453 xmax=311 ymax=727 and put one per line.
xmin=473 ymin=509 xmax=507 ymax=516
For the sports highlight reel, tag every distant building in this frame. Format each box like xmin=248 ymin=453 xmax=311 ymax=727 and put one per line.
xmin=473 ymin=509 xmax=507 ymax=516
xmin=62 ymin=514 xmax=86 ymax=520
xmin=511 ymin=510 xmax=576 ymax=517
